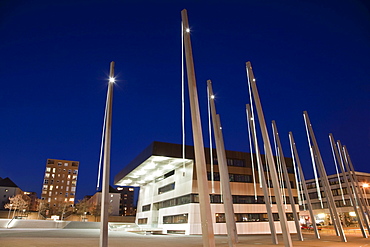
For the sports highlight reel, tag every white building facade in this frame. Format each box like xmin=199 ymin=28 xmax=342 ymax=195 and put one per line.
xmin=115 ymin=141 xmax=299 ymax=235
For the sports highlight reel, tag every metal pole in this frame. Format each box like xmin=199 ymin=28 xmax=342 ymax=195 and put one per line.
xmin=339 ymin=142 xmax=370 ymax=231
xmin=247 ymin=104 xmax=278 ymax=244
xmin=329 ymin=134 xmax=368 ymax=237
xmin=207 ymin=80 xmax=237 ymax=247
xmin=246 ymin=61 xmax=292 ymax=247
xmin=303 ymin=111 xmax=346 ymax=242
xmin=99 ymin=61 xmax=115 ymax=247
xmin=289 ymin=132 xmax=320 ymax=239
xmin=181 ymin=9 xmax=215 ymax=247
xmin=343 ymin=145 xmax=370 ymax=220
xmin=272 ymin=121 xmax=303 ymax=241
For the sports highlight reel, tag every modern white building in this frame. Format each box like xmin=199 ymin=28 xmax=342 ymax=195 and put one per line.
xmin=115 ymin=141 xmax=299 ymax=235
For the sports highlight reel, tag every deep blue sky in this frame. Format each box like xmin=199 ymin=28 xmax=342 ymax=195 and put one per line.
xmin=1 ymin=0 xmax=369 ymax=200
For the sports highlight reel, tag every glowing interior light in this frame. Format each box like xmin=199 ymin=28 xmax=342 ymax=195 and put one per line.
xmin=349 ymin=212 xmax=356 ymax=217
xmin=164 ymin=164 xmax=173 ymax=170
xmin=211 ymin=95 xmax=215 ymax=99
xmin=135 ymin=170 xmax=146 ymax=175
xmin=152 ymin=156 xmax=168 ymax=162
xmin=109 ymin=77 xmax=115 ymax=83
xmin=363 ymin=183 xmax=369 ymax=188
xmin=186 ymin=28 xmax=190 ymax=33
xmin=253 ymin=79 xmax=256 ymax=81
xmin=317 ymin=213 xmax=326 ymax=219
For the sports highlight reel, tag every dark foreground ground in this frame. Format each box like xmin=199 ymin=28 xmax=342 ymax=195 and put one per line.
xmin=0 ymin=228 xmax=368 ymax=247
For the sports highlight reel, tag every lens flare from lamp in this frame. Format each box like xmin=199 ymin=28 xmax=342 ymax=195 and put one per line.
xmin=109 ymin=77 xmax=115 ymax=83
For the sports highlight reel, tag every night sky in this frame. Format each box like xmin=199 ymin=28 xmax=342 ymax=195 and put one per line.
xmin=1 ymin=1 xmax=369 ymax=201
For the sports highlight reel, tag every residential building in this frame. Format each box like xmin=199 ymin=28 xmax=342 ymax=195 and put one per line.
xmin=23 ymin=191 xmax=38 ymax=212
xmin=40 ymin=159 xmax=79 ymax=215
xmin=116 ymin=186 xmax=137 ymax=216
xmin=301 ymin=171 xmax=370 ymax=226
xmin=114 ymin=141 xmax=299 ymax=235
xmin=87 ymin=186 xmax=121 ymax=216
xmin=0 ymin=177 xmax=22 ymax=210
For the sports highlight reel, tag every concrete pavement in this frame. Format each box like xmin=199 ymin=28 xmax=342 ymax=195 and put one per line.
xmin=0 ymin=228 xmax=369 ymax=247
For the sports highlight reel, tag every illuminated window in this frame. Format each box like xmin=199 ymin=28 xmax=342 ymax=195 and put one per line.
xmin=42 ymin=190 xmax=47 ymax=194
xmin=129 ymin=188 xmax=134 ymax=191
xmin=49 ymin=192 xmax=52 ymax=196
xmin=48 ymin=198 xmax=51 ymax=202
xmin=55 ymin=186 xmax=59 ymax=189
xmin=66 ymin=186 xmax=69 ymax=191
xmin=69 ymin=198 xmax=74 ymax=202
xmin=52 ymin=168 xmax=56 ymax=173
xmin=68 ymin=175 xmax=71 ymax=179
xmin=64 ymin=198 xmax=68 ymax=202
xmin=46 ymin=167 xmax=51 ymax=172
xmin=61 ymin=180 xmax=64 ymax=183
xmin=72 ymin=175 xmax=77 ymax=180
xmin=45 ymin=173 xmax=50 ymax=178
xmin=61 ymin=186 xmax=63 ymax=189
xmin=71 ymin=187 xmax=76 ymax=192
xmin=67 ymin=181 xmax=70 ymax=185
xmin=64 ymin=163 xmax=68 ymax=166
xmin=51 ymin=174 xmax=55 ymax=178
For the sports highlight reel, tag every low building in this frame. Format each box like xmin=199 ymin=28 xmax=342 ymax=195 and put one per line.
xmin=87 ymin=186 xmax=121 ymax=216
xmin=0 ymin=177 xmax=22 ymax=210
xmin=301 ymin=171 xmax=370 ymax=226
xmin=114 ymin=141 xmax=299 ymax=235
xmin=23 ymin=191 xmax=38 ymax=212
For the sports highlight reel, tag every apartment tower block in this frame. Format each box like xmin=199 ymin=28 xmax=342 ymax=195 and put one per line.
xmin=41 ymin=159 xmax=79 ymax=215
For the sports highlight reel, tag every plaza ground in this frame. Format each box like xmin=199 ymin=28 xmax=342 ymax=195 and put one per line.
xmin=0 ymin=228 xmax=369 ymax=247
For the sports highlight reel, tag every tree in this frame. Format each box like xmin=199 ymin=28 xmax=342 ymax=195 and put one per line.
xmin=4 ymin=194 xmax=30 ymax=218
xmin=36 ymin=199 xmax=50 ymax=219
xmin=75 ymin=198 xmax=90 ymax=221
xmin=55 ymin=202 xmax=73 ymax=220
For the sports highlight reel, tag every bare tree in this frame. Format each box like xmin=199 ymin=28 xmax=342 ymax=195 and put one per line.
xmin=4 ymin=194 xmax=30 ymax=218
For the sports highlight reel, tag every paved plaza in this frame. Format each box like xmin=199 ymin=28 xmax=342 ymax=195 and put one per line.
xmin=0 ymin=228 xmax=369 ymax=247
